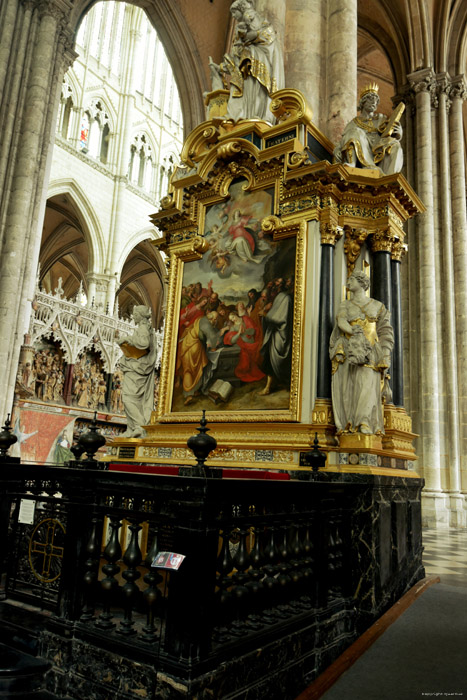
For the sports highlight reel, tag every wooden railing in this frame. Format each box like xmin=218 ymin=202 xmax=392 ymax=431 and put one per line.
xmin=0 ymin=462 xmax=425 ymax=696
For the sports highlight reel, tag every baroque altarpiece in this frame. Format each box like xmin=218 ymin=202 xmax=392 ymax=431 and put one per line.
xmin=109 ymin=89 xmax=424 ymax=475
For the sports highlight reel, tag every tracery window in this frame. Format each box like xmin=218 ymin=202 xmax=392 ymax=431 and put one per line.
xmin=57 ymin=80 xmax=74 ymax=140
xmin=129 ymin=133 xmax=154 ymax=192
xmin=80 ymin=99 xmax=111 ymax=163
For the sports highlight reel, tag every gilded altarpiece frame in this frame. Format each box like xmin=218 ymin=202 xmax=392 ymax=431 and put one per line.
xmin=156 ymin=174 xmax=306 ymax=424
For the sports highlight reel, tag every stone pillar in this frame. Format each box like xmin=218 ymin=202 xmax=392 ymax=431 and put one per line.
xmin=0 ymin=0 xmax=76 ymax=420
xmin=285 ymin=0 xmax=324 ymax=127
xmin=407 ymin=69 xmax=441 ymax=495
xmin=326 ymin=0 xmax=358 ymax=144
xmin=316 ymin=223 xmax=342 ymax=399
xmin=435 ymin=76 xmax=461 ymax=498
xmin=105 ymin=9 xmax=142 ymax=312
xmin=256 ymin=0 xmax=287 ymax=49
xmin=449 ymin=76 xmax=467 ymax=498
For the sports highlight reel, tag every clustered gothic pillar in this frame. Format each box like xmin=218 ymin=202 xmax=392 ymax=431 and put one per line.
xmin=105 ymin=8 xmax=143 ymax=314
xmin=326 ymin=0 xmax=358 ymax=143
xmin=402 ymin=69 xmax=467 ymax=525
xmin=0 ymin=0 xmax=76 ymax=420
xmin=408 ymin=70 xmax=442 ymax=497
xmin=449 ymin=77 xmax=467 ymax=502
xmin=285 ymin=0 xmax=324 ymax=128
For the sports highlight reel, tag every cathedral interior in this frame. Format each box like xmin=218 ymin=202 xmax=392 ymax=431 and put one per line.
xmin=0 ymin=0 xmax=466 ymax=698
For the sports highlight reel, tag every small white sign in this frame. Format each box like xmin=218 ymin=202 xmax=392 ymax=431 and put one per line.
xmin=18 ymin=499 xmax=36 ymax=525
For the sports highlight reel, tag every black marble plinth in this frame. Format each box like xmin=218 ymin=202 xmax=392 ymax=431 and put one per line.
xmin=0 ymin=642 xmax=50 ymax=697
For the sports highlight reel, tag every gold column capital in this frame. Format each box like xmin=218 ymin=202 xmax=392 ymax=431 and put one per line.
xmin=391 ymin=237 xmax=407 ymax=262
xmin=320 ymin=222 xmax=342 ymax=246
xmin=369 ymin=228 xmax=394 ymax=254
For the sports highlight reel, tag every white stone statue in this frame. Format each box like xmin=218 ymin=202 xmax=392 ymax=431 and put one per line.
xmin=208 ymin=56 xmax=227 ymax=92
xmin=223 ymin=0 xmax=285 ymax=122
xmin=329 ymin=271 xmax=394 ymax=435
xmin=333 ymin=83 xmax=404 ymax=175
xmin=118 ymin=305 xmax=157 ymax=438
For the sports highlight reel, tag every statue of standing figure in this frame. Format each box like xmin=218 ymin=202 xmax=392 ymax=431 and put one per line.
xmin=215 ymin=0 xmax=284 ymax=122
xmin=334 ymin=83 xmax=404 ymax=175
xmin=118 ymin=305 xmax=158 ymax=438
xmin=329 ymin=272 xmax=394 ymax=436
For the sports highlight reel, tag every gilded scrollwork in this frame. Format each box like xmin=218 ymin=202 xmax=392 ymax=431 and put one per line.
xmin=269 ymin=88 xmax=313 ymax=124
xmin=287 ymin=150 xmax=310 ymax=170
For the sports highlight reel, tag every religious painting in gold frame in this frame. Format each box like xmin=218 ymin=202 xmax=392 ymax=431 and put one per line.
xmin=156 ymin=178 xmax=306 ymax=423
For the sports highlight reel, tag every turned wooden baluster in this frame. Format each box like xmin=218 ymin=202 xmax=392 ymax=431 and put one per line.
xmin=245 ymin=524 xmax=264 ymax=630
xmin=95 ymin=516 xmax=122 ymax=630
xmin=275 ymin=521 xmax=293 ymax=615
xmin=213 ymin=526 xmax=235 ymax=644
xmin=261 ymin=524 xmax=280 ymax=624
xmin=80 ymin=515 xmax=102 ymax=621
xmin=229 ymin=526 xmax=250 ymax=636
xmin=288 ymin=519 xmax=306 ymax=612
xmin=300 ymin=520 xmax=315 ymax=608
xmin=141 ymin=527 xmax=163 ymax=643
xmin=118 ymin=520 xmax=143 ymax=636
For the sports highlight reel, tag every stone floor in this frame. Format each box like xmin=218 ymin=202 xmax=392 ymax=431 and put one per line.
xmin=422 ymin=527 xmax=467 ymax=589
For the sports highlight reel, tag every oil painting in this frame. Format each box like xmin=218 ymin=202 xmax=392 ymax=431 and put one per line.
xmin=169 ymin=179 xmax=300 ymax=417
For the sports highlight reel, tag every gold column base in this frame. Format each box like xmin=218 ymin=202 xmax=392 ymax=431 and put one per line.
xmin=337 ymin=432 xmax=383 ymax=452
xmin=382 ymin=404 xmax=418 ymax=459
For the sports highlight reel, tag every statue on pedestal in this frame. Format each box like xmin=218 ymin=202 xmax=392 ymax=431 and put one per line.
xmin=118 ymin=306 xmax=157 ymax=438
xmin=329 ymin=272 xmax=394 ymax=435
xmin=333 ymin=83 xmax=404 ymax=175
xmin=220 ymin=0 xmax=284 ymax=122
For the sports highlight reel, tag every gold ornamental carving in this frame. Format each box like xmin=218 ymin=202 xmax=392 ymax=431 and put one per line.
xmin=320 ymin=222 xmax=343 ymax=246
xmin=391 ymin=237 xmax=407 ymax=262
xmin=343 ymin=226 xmax=368 ymax=274
xmin=269 ymin=88 xmax=313 ymax=123
xmin=369 ymin=228 xmax=394 ymax=254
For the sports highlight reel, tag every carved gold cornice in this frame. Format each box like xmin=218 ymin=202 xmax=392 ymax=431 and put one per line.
xmin=343 ymin=226 xmax=368 ymax=274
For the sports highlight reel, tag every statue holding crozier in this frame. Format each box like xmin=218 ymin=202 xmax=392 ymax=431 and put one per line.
xmin=334 ymin=83 xmax=405 ymax=175
xmin=117 ymin=305 xmax=158 ymax=438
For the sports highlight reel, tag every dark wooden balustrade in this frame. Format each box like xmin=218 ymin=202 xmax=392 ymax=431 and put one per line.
xmin=0 ymin=462 xmax=424 ymax=699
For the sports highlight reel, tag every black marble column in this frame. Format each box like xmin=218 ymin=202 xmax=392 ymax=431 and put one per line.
xmin=391 ymin=259 xmax=403 ymax=406
xmin=371 ymin=250 xmax=392 ymax=311
xmin=316 ymin=245 xmax=334 ymax=398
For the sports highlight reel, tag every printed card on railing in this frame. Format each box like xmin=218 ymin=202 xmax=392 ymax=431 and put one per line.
xmin=151 ymin=551 xmax=185 ymax=570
